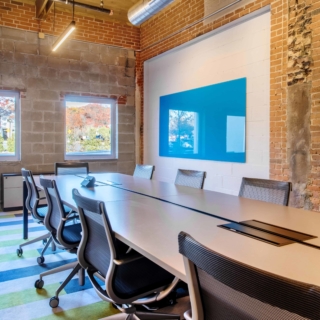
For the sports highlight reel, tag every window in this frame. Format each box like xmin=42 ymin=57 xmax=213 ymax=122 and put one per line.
xmin=65 ymin=96 xmax=117 ymax=160
xmin=0 ymin=91 xmax=20 ymax=161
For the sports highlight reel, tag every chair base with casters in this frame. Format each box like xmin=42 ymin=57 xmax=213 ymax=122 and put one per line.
xmin=101 ymin=305 xmax=180 ymax=319
xmin=35 ymin=261 xmax=85 ymax=308
xmin=17 ymin=232 xmax=56 ymax=265
xmin=92 ymin=273 xmax=180 ymax=320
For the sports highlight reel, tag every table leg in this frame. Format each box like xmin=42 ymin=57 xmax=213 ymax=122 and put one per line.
xmin=23 ymin=180 xmax=28 ymax=239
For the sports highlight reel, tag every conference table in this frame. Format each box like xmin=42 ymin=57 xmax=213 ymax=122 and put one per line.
xmin=24 ymin=173 xmax=320 ymax=286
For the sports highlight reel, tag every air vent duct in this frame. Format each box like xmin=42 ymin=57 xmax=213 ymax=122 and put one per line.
xmin=128 ymin=0 xmax=174 ymax=26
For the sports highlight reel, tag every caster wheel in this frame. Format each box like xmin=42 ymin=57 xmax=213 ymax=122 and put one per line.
xmin=42 ymin=239 xmax=47 ymax=245
xmin=34 ymin=279 xmax=44 ymax=289
xmin=37 ymin=256 xmax=45 ymax=265
xmin=16 ymin=248 xmax=23 ymax=257
xmin=49 ymin=296 xmax=59 ymax=308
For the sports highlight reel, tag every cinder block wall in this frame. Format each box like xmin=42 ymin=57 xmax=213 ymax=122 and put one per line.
xmin=0 ymin=25 xmax=136 ymax=196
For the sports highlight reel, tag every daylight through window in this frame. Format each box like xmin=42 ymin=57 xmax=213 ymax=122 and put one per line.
xmin=0 ymin=91 xmax=20 ymax=161
xmin=65 ymin=96 xmax=117 ymax=160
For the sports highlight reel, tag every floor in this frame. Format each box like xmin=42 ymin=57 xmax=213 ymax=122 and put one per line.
xmin=0 ymin=211 xmax=189 ymax=319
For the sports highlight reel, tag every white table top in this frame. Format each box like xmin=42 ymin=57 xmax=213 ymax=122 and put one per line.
xmin=106 ymin=196 xmax=320 ymax=286
xmin=89 ymin=173 xmax=320 ymax=247
xmin=37 ymin=173 xmax=320 ymax=286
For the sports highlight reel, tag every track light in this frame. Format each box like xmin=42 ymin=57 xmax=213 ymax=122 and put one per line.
xmin=52 ymin=21 xmax=76 ymax=51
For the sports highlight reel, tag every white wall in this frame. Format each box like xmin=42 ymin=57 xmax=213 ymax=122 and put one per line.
xmin=144 ymin=8 xmax=270 ymax=195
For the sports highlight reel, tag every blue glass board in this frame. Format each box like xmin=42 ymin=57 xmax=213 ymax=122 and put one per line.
xmin=159 ymin=78 xmax=246 ymax=163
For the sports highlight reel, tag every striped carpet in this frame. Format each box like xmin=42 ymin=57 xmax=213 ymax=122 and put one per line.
xmin=0 ymin=211 xmax=119 ymax=320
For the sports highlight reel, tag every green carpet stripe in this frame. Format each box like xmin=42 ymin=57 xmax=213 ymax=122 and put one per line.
xmin=0 ymin=238 xmax=36 ymax=248
xmin=34 ymin=301 xmax=119 ymax=320
xmin=0 ymin=215 xmax=15 ymax=219
xmin=0 ymin=228 xmax=25 ymax=237
xmin=0 ymin=283 xmax=66 ymax=310
xmin=0 ymin=249 xmax=40 ymax=263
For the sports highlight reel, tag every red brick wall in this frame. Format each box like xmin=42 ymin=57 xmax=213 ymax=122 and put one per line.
xmin=269 ymin=0 xmax=288 ymax=183
xmin=0 ymin=0 xmax=139 ymax=49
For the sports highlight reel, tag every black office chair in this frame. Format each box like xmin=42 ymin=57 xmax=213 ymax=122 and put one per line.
xmin=34 ymin=177 xmax=84 ymax=308
xmin=133 ymin=164 xmax=155 ymax=179
xmin=239 ymin=177 xmax=291 ymax=206
xmin=72 ymin=188 xmax=180 ymax=319
xmin=17 ymin=169 xmax=52 ymax=265
xmin=54 ymin=162 xmax=89 ymax=175
xmin=175 ymin=169 xmax=206 ymax=189
xmin=179 ymin=231 xmax=320 ymax=320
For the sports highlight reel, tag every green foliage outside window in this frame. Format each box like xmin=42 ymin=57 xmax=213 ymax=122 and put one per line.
xmin=0 ymin=136 xmax=4 ymax=153
xmin=66 ymin=102 xmax=112 ymax=154
xmin=7 ymin=136 xmax=15 ymax=153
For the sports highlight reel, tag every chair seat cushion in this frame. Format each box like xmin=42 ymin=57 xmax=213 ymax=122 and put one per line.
xmin=36 ymin=206 xmax=48 ymax=217
xmin=62 ymin=223 xmax=82 ymax=245
xmin=113 ymin=257 xmax=175 ymax=299
xmin=36 ymin=204 xmax=73 ymax=218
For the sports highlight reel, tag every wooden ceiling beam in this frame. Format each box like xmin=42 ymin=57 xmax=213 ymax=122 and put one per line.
xmin=36 ymin=0 xmax=54 ymax=19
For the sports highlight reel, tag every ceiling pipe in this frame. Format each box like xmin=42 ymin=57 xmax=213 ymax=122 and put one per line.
xmin=128 ymin=0 xmax=174 ymax=26
xmin=137 ymin=0 xmax=242 ymax=52
xmin=53 ymin=0 xmax=113 ymax=15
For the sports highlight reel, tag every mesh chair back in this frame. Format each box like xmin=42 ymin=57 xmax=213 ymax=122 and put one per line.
xmin=40 ymin=177 xmax=65 ymax=235
xmin=72 ymin=189 xmax=116 ymax=278
xmin=179 ymin=232 xmax=320 ymax=320
xmin=133 ymin=164 xmax=155 ymax=179
xmin=21 ymin=168 xmax=44 ymax=221
xmin=55 ymin=162 xmax=89 ymax=175
xmin=175 ymin=169 xmax=206 ymax=189
xmin=239 ymin=178 xmax=291 ymax=206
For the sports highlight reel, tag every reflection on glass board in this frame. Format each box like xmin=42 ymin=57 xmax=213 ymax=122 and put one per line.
xmin=169 ymin=110 xmax=198 ymax=155
xmin=226 ymin=116 xmax=245 ymax=153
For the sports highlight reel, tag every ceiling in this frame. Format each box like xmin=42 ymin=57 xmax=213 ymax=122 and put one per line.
xmin=36 ymin=0 xmax=141 ymax=26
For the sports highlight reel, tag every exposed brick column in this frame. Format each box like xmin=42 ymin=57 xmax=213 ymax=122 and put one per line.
xmin=269 ymin=0 xmax=289 ymax=182
xmin=309 ymin=0 xmax=320 ymax=211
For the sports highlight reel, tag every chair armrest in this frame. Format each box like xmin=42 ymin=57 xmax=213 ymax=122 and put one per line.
xmin=113 ymin=251 xmax=143 ymax=265
xmin=62 ymin=211 xmax=79 ymax=221
xmin=184 ymin=310 xmax=192 ymax=320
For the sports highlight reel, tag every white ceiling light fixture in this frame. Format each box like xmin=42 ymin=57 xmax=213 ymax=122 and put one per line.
xmin=52 ymin=0 xmax=76 ymax=51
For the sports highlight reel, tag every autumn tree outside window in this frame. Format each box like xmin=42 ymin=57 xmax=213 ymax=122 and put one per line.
xmin=65 ymin=96 xmax=117 ymax=160
xmin=0 ymin=91 xmax=21 ymax=161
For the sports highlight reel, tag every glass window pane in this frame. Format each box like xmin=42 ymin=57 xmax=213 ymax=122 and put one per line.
xmin=0 ymin=95 xmax=16 ymax=156
xmin=65 ymin=98 xmax=114 ymax=159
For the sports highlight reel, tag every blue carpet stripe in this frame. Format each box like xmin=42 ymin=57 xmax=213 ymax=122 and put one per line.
xmin=63 ymin=276 xmax=105 ymax=294
xmin=0 ymin=219 xmax=33 ymax=227
xmin=36 ymin=247 xmax=65 ymax=256
xmin=0 ymin=258 xmax=77 ymax=282
xmin=28 ymin=226 xmax=46 ymax=232
xmin=63 ymin=276 xmax=93 ymax=294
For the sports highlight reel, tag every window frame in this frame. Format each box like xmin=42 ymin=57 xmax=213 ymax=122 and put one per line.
xmin=0 ymin=90 xmax=21 ymax=161
xmin=64 ymin=95 xmax=117 ymax=161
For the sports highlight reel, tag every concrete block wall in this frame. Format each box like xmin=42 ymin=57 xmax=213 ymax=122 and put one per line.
xmin=0 ymin=26 xmax=136 ymax=201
